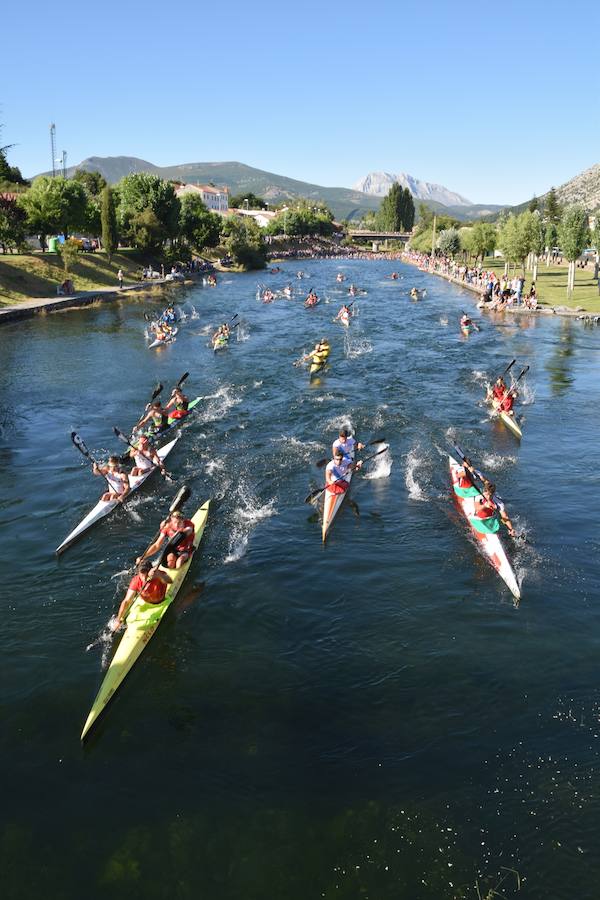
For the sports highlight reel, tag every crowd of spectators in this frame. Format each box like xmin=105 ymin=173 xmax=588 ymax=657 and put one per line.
xmin=404 ymin=250 xmax=539 ymax=310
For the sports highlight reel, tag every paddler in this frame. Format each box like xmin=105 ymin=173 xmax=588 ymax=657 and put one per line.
xmin=305 ymin=290 xmax=319 ymax=307
xmin=489 ymin=376 xmax=507 ymax=403
xmin=93 ymin=456 xmax=130 ymax=503
xmin=299 ymin=337 xmax=330 ymax=367
xmin=336 ymin=273 xmax=345 ymax=282
xmin=325 ymin=448 xmax=362 ymax=494
xmin=135 ymin=400 xmax=170 ymax=435
xmin=451 ymin=458 xmax=482 ymax=499
xmin=336 ymin=304 xmax=351 ymax=322
xmin=332 ymin=428 xmax=364 ymax=459
xmin=460 ymin=313 xmax=472 ymax=329
xmin=137 ymin=509 xmax=196 ymax=570
xmin=161 ymin=304 xmax=177 ymax=324
xmin=112 ymin=560 xmax=173 ymax=631
xmin=472 ymin=480 xmax=517 ymax=538
xmin=212 ymin=323 xmax=230 ymax=346
xmin=497 ymin=387 xmax=517 ymax=415
xmin=164 ymin=385 xmax=189 ymax=420
xmin=129 ymin=434 xmax=166 ymax=478
xmin=348 ymin=284 xmax=357 ymax=296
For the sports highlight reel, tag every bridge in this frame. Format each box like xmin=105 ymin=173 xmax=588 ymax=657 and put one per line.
xmin=348 ymin=230 xmax=412 ymax=250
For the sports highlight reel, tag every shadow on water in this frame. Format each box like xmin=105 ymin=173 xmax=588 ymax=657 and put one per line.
xmin=545 ymin=319 xmax=576 ymax=396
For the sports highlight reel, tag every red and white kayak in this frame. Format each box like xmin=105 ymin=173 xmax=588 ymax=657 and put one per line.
xmin=449 ymin=455 xmax=520 ymax=599
xmin=322 ymin=453 xmax=353 ymax=542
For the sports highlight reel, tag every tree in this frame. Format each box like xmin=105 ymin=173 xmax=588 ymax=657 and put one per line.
xmin=469 ymin=222 xmax=497 ymax=263
xmin=221 ymin=215 xmax=266 ymax=269
xmin=178 ymin=194 xmax=221 ymax=250
xmin=544 ymin=221 xmax=558 ymax=265
xmin=18 ymin=176 xmax=88 ymax=246
xmin=73 ymin=169 xmax=107 ymax=196
xmin=528 ymin=195 xmax=539 ymax=213
xmin=497 ymin=211 xmax=538 ymax=272
xmin=229 ymin=192 xmax=267 ymax=210
xmin=101 ymin=186 xmax=118 ymax=261
xmin=544 ymin=187 xmax=561 ymax=225
xmin=0 ymin=126 xmax=29 ymax=188
xmin=376 ymin=184 xmax=415 ymax=232
xmin=437 ymin=227 xmax=461 ymax=257
xmin=59 ymin=237 xmax=81 ymax=274
xmin=267 ymin=200 xmax=334 ymax=237
xmin=0 ymin=195 xmax=27 ymax=252
xmin=117 ymin=173 xmax=180 ymax=249
xmin=557 ymin=205 xmax=588 ymax=296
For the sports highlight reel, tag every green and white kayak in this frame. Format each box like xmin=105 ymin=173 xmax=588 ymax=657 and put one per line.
xmin=80 ymin=500 xmax=210 ymax=740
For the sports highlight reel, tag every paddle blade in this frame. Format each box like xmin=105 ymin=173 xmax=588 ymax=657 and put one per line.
xmin=304 ymin=487 xmax=323 ymax=504
xmin=369 ymin=437 xmax=386 ymax=446
xmin=170 ymin=485 xmax=191 ymax=512
xmin=177 ymin=372 xmax=189 ymax=388
xmin=71 ymin=432 xmax=90 ymax=457
xmin=113 ymin=426 xmax=130 ymax=445
xmin=150 ymin=382 xmax=163 ymax=401
xmin=315 ymin=458 xmax=328 ymax=468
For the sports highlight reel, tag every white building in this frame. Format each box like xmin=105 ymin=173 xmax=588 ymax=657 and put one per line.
xmin=175 ymin=183 xmax=229 ymax=213
xmin=234 ymin=208 xmax=277 ymax=229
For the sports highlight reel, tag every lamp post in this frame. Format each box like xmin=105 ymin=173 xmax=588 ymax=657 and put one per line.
xmin=244 ymin=198 xmax=249 ymax=211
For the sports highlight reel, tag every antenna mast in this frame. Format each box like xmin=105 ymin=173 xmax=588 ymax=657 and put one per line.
xmin=50 ymin=123 xmax=57 ymax=177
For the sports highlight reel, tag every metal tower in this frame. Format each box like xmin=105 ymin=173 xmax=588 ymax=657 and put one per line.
xmin=50 ymin=123 xmax=57 ymax=177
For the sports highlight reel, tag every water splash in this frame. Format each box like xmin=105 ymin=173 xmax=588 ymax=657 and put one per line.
xmin=236 ymin=322 xmax=250 ymax=342
xmin=439 ymin=316 xmax=448 ymax=326
xmin=199 ymin=385 xmax=242 ymax=423
xmin=481 ymin=453 xmax=517 ymax=472
xmin=344 ymin=334 xmax=373 ymax=359
xmin=519 ymin=381 xmax=536 ymax=405
xmin=405 ymin=448 xmax=427 ymax=501
xmin=363 ymin=444 xmax=393 ymax=480
xmin=224 ymin=482 xmax=277 ymax=564
xmin=471 ymin=369 xmax=488 ymax=385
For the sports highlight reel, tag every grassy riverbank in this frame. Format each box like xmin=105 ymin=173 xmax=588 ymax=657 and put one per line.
xmin=0 ymin=250 xmax=147 ymax=305
xmin=480 ymin=257 xmax=600 ymax=313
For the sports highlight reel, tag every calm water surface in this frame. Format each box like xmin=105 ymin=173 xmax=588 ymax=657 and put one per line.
xmin=1 ymin=260 xmax=600 ymax=899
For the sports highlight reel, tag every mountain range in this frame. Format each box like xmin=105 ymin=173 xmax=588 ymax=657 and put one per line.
xmin=35 ymin=156 xmax=600 ymax=220
xmin=39 ymin=156 xmax=502 ymax=221
xmin=353 ymin=171 xmax=473 ymax=207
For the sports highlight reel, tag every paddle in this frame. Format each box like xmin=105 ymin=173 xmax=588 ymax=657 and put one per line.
xmin=71 ymin=431 xmax=121 ymax=495
xmin=496 ymin=359 xmax=516 ymax=382
xmin=315 ymin=437 xmax=386 ymax=469
xmin=113 ymin=426 xmax=172 ymax=482
xmin=175 ymin=372 xmax=189 ymax=390
xmin=304 ymin=445 xmax=389 ymax=504
xmin=451 ymin=443 xmax=504 ymax=504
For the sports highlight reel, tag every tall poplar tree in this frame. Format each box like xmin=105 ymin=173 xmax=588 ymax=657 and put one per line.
xmin=544 ymin=187 xmax=561 ymax=225
xmin=101 ymin=186 xmax=118 ymax=262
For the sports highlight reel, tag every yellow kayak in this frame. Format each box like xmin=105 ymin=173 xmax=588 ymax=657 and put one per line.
xmin=81 ymin=501 xmax=210 ymax=740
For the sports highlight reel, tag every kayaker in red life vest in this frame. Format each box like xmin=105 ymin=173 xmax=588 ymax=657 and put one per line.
xmin=93 ymin=456 xmax=130 ymax=503
xmin=129 ymin=434 xmax=166 ymax=478
xmin=460 ymin=313 xmax=472 ymax=328
xmin=113 ymin=560 xmax=173 ymax=630
xmin=325 ymin=449 xmax=362 ymax=494
xmin=474 ymin=481 xmax=517 ymax=537
xmin=498 ymin=388 xmax=517 ymax=414
xmin=164 ymin=386 xmax=189 ymax=420
xmin=490 ymin=377 xmax=507 ymax=402
xmin=136 ymin=509 xmax=195 ymax=570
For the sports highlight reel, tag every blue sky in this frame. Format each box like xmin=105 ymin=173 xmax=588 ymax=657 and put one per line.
xmin=2 ymin=0 xmax=598 ymax=204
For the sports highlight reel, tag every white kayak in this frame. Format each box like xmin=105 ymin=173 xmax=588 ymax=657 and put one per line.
xmin=56 ymin=437 xmax=180 ymax=555
xmin=149 ymin=327 xmax=178 ymax=349
xmin=449 ymin=455 xmax=520 ymax=599
xmin=322 ymin=452 xmax=354 ymax=542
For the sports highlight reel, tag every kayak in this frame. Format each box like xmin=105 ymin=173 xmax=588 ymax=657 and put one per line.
xmin=448 ymin=455 xmax=520 ymax=599
xmin=340 ymin=312 xmax=350 ymax=327
xmin=213 ymin=335 xmax=229 ymax=351
xmin=461 ymin=324 xmax=472 ymax=335
xmin=138 ymin=397 xmax=202 ymax=438
xmin=322 ymin=452 xmax=353 ymax=542
xmin=80 ymin=500 xmax=210 ymax=740
xmin=55 ymin=436 xmax=180 ymax=556
xmin=149 ymin=327 xmax=177 ymax=349
xmin=498 ymin=410 xmax=522 ymax=439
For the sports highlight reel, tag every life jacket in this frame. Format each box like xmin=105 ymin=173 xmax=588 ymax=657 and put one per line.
xmin=160 ymin=519 xmax=195 ymax=554
xmin=499 ymin=394 xmax=514 ymax=412
xmin=474 ymin=496 xmax=497 ymax=519
xmin=129 ymin=574 xmax=168 ymax=604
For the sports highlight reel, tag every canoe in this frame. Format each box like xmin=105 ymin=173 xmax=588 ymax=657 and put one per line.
xmin=499 ymin=410 xmax=522 ymax=439
xmin=139 ymin=396 xmax=202 ymax=438
xmin=81 ymin=500 xmax=210 ymax=740
xmin=322 ymin=452 xmax=353 ymax=542
xmin=55 ymin=436 xmax=180 ymax=555
xmin=449 ymin=455 xmax=520 ymax=599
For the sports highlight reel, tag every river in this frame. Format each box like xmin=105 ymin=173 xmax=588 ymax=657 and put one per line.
xmin=1 ymin=259 xmax=600 ymax=899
